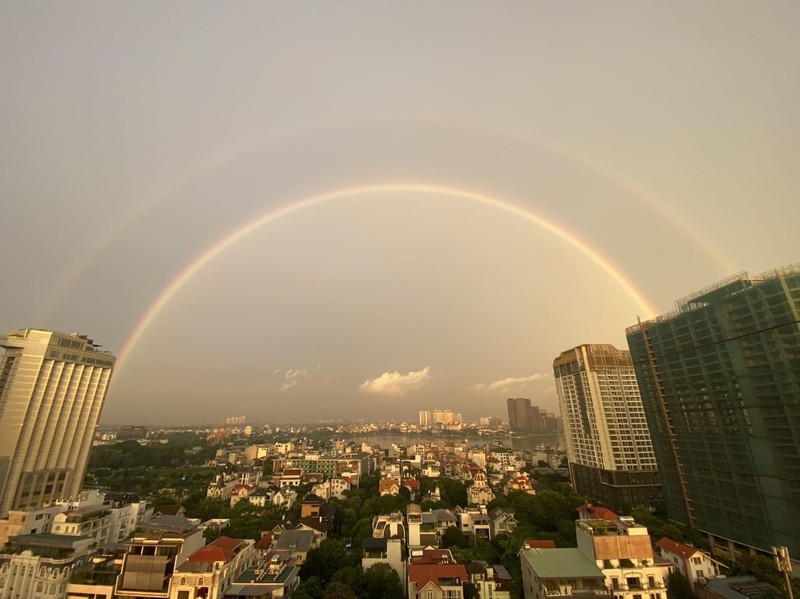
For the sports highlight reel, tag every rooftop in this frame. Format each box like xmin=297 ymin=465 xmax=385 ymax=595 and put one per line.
xmin=521 ymin=548 xmax=605 ymax=579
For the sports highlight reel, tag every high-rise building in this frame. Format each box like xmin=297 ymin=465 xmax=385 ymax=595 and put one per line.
xmin=553 ymin=344 xmax=661 ymax=512
xmin=506 ymin=397 xmax=532 ymax=431
xmin=626 ymin=266 xmax=800 ymax=557
xmin=419 ymin=410 xmax=432 ymax=428
xmin=0 ymin=329 xmax=115 ymax=517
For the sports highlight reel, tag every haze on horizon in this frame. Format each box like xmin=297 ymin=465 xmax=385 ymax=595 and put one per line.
xmin=1 ymin=2 xmax=797 ymax=425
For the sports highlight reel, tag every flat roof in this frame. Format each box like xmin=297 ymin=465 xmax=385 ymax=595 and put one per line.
xmin=521 ymin=548 xmax=605 ymax=579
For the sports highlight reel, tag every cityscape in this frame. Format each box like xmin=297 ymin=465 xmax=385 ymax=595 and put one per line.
xmin=1 ymin=3 xmax=799 ymax=599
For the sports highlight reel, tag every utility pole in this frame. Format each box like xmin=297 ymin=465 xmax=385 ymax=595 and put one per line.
xmin=773 ymin=546 xmax=795 ymax=599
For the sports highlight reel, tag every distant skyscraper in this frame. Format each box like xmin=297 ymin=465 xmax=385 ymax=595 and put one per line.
xmin=626 ymin=266 xmax=800 ymax=556
xmin=419 ymin=410 xmax=432 ymax=428
xmin=0 ymin=329 xmax=115 ymax=517
xmin=553 ymin=344 xmax=661 ymax=512
xmin=506 ymin=397 xmax=532 ymax=431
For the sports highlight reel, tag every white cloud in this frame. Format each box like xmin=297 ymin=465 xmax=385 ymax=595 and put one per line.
xmin=278 ymin=368 xmax=307 ymax=392
xmin=468 ymin=373 xmax=550 ymax=394
xmin=359 ymin=367 xmax=431 ymax=396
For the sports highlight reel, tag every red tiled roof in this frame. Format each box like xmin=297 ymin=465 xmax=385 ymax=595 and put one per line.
xmin=409 ymin=563 xmax=469 ymax=591
xmin=188 ymin=536 xmax=242 ymax=563
xmin=656 ymin=537 xmax=700 ymax=560
xmin=255 ymin=533 xmax=273 ymax=550
xmin=411 ymin=549 xmax=455 ymax=565
xmin=403 ymin=478 xmax=421 ymax=489
xmin=577 ymin=503 xmax=619 ymax=521
xmin=524 ymin=539 xmax=557 ymax=549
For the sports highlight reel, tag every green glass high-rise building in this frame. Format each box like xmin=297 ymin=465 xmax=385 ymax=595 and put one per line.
xmin=626 ymin=266 xmax=800 ymax=556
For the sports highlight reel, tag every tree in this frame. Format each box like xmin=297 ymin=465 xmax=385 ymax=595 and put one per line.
xmin=441 ymin=526 xmax=470 ymax=549
xmin=666 ymin=571 xmax=696 ymax=599
xmin=322 ymin=582 xmax=358 ymax=599
xmin=360 ymin=563 xmax=404 ymax=599
xmin=300 ymin=539 xmax=347 ymax=585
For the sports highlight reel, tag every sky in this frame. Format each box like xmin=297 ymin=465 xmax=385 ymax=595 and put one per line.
xmin=1 ymin=2 xmax=798 ymax=425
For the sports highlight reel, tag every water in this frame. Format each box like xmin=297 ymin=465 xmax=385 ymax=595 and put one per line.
xmin=342 ymin=432 xmax=562 ymax=451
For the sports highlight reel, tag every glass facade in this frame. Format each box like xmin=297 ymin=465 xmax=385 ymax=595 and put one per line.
xmin=626 ymin=266 xmax=800 ymax=554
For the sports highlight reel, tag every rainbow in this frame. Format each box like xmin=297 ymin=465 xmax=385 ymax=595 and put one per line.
xmin=37 ymin=113 xmax=731 ymax=323
xmin=115 ymin=182 xmax=657 ymax=372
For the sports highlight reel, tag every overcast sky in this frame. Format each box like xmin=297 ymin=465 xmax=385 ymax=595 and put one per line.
xmin=1 ymin=2 xmax=797 ymax=425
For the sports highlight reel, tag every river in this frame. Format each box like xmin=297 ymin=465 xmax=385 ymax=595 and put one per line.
xmin=342 ymin=431 xmax=562 ymax=451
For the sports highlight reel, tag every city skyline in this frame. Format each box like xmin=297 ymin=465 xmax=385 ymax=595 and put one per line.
xmin=1 ymin=3 xmax=798 ymax=423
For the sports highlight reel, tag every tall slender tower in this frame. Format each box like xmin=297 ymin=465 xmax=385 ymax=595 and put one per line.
xmin=553 ymin=344 xmax=661 ymax=512
xmin=0 ymin=329 xmax=115 ymax=516
xmin=626 ymin=266 xmax=800 ymax=557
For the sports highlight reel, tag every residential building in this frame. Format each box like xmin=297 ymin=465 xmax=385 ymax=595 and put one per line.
xmin=656 ymin=538 xmax=723 ymax=590
xmin=456 ymin=506 xmax=491 ymax=541
xmin=0 ymin=329 xmax=115 ymax=516
xmin=489 ymin=507 xmax=518 ymax=538
xmin=226 ymin=549 xmax=301 ymax=598
xmin=115 ymin=516 xmax=204 ymax=599
xmin=466 ymin=562 xmax=512 ymax=599
xmin=372 ymin=512 xmax=406 ymax=540
xmin=0 ymin=533 xmax=94 ymax=599
xmin=273 ymin=530 xmax=314 ymax=565
xmin=408 ymin=549 xmax=469 ymax=599
xmin=0 ymin=533 xmax=92 ymax=599
xmin=0 ymin=504 xmax=63 ymax=546
xmin=419 ymin=411 xmax=433 ymax=428
xmin=626 ymin=266 xmax=800 ymax=557
xmin=520 ymin=547 xmax=611 ymax=599
xmin=168 ymin=536 xmax=255 ymax=599
xmin=52 ymin=505 xmax=111 ymax=547
xmin=553 ymin=344 xmax=661 ymax=513
xmin=576 ymin=518 xmax=667 ymax=599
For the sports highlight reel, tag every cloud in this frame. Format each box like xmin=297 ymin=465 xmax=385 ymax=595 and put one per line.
xmin=468 ymin=373 xmax=550 ymax=394
xmin=278 ymin=368 xmax=307 ymax=392
xmin=359 ymin=367 xmax=431 ymax=396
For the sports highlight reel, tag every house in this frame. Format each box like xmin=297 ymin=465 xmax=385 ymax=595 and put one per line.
xmin=489 ymin=507 xmax=518 ymax=538
xmin=379 ymin=478 xmax=401 ymax=496
xmin=274 ymin=529 xmax=315 ymax=565
xmin=408 ymin=557 xmax=469 ymax=599
xmin=271 ymin=488 xmax=297 ymax=509
xmin=206 ymin=473 xmax=238 ymax=501
xmin=227 ymin=549 xmax=301 ymax=598
xmin=229 ymin=484 xmax=256 ymax=508
xmin=402 ymin=478 xmax=421 ymax=499
xmin=247 ymin=489 xmax=272 ymax=508
xmin=656 ymin=537 xmax=724 ymax=589
xmin=116 ymin=516 xmax=205 ymax=599
xmin=520 ymin=547 xmax=611 ymax=599
xmin=456 ymin=506 xmax=491 ymax=541
xmin=466 ymin=561 xmax=512 ymax=599
xmin=294 ymin=519 xmax=330 ymax=548
xmin=0 ymin=533 xmax=94 ymax=599
xmin=168 ymin=536 xmax=255 ymax=599
xmin=300 ymin=494 xmax=325 ymax=519
xmin=279 ymin=468 xmax=303 ymax=488
xmin=576 ymin=518 xmax=667 ymax=599
xmin=372 ymin=512 xmax=407 ymax=540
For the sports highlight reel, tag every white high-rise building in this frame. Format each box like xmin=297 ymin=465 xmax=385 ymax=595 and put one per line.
xmin=0 ymin=329 xmax=115 ymax=516
xmin=419 ymin=410 xmax=432 ymax=428
xmin=553 ymin=344 xmax=661 ymax=512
